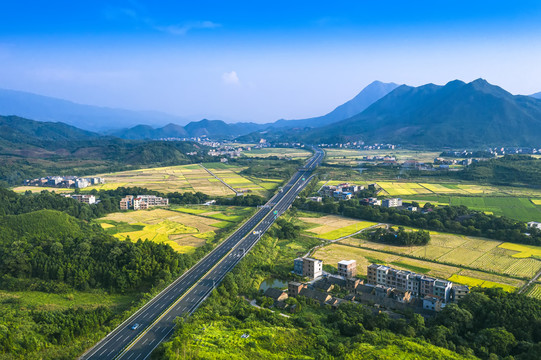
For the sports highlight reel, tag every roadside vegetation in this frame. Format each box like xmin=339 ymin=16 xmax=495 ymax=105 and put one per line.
xmin=156 ymin=224 xmax=541 ymax=360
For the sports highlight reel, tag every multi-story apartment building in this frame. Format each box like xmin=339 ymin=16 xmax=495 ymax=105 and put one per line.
xmin=302 ymin=258 xmax=323 ymax=279
xmin=382 ymin=198 xmax=402 ymax=208
xmin=119 ymin=195 xmax=169 ymax=210
xmin=451 ymin=284 xmax=470 ymax=302
xmin=419 ymin=276 xmax=436 ymax=297
xmin=120 ymin=195 xmax=134 ymax=210
xmin=433 ymin=280 xmax=452 ymax=302
xmin=337 ymin=260 xmax=357 ymax=278
xmin=367 ymin=264 xmax=466 ymax=305
xmin=293 ymin=258 xmax=304 ymax=276
xmin=70 ymin=194 xmax=96 ymax=204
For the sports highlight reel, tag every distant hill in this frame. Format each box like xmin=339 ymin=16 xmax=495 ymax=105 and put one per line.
xmin=272 ymin=81 xmax=400 ymax=129
xmin=0 ymin=88 xmax=189 ymax=131
xmin=531 ymin=92 xmax=541 ymax=99
xmin=301 ymin=79 xmax=541 ymax=147
xmin=112 ymin=119 xmax=266 ymax=140
xmin=0 ymin=115 xmax=210 ymax=185
xmin=111 ymin=81 xmax=399 ymax=140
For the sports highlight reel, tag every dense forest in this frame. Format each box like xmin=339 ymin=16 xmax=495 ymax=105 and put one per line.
xmin=0 ymin=200 xmax=213 ymax=358
xmin=296 ymin=197 xmax=541 ymax=246
xmin=368 ymin=226 xmax=431 ymax=246
xmin=156 ymin=232 xmax=541 ymax=360
xmin=459 ymin=155 xmax=541 ymax=187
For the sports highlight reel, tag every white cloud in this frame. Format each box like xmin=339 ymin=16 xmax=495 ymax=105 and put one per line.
xmin=155 ymin=21 xmax=221 ymax=36
xmin=222 ymin=71 xmax=240 ymax=85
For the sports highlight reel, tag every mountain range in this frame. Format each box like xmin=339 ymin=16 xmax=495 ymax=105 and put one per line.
xmin=0 ymin=81 xmax=399 ymax=139
xmin=292 ymin=79 xmax=541 ymax=147
xmin=0 ymin=88 xmax=190 ymax=131
xmin=2 ymin=80 xmax=541 ymax=147
xmin=531 ymin=92 xmax=541 ymax=99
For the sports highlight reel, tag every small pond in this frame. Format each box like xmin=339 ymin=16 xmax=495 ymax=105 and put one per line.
xmin=259 ymin=278 xmax=288 ymax=292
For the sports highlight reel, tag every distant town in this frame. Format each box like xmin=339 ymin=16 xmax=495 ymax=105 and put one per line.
xmin=24 ymin=175 xmax=105 ymax=189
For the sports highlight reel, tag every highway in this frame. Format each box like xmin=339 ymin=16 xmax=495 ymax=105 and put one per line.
xmin=81 ymin=148 xmax=324 ymax=360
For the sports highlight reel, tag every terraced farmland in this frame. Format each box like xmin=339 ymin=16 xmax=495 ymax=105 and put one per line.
xmin=525 ymin=283 xmax=541 ymax=299
xmin=84 ymin=163 xmax=281 ymax=196
xmin=344 ymin=231 xmax=541 ymax=279
xmin=313 ymin=243 xmax=523 ymax=290
xmin=96 ymin=208 xmax=229 ymax=253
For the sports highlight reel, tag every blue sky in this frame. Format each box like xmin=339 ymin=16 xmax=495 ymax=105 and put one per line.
xmin=1 ymin=1 xmax=541 ymax=123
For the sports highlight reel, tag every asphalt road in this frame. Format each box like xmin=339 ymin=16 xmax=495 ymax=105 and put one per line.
xmin=81 ymin=148 xmax=324 ymax=360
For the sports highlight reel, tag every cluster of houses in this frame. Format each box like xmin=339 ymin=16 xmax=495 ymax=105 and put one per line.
xmin=434 ymin=157 xmax=473 ymax=166
xmin=317 ymin=142 xmax=398 ymax=150
xmin=359 ymin=197 xmax=418 ymax=211
xmin=62 ymin=194 xmax=97 ymax=204
xmin=24 ymin=176 xmax=105 ymax=189
xmin=262 ymin=260 xmax=469 ymax=314
xmin=120 ymin=195 xmax=169 ymax=210
xmin=318 ymin=183 xmax=365 ymax=200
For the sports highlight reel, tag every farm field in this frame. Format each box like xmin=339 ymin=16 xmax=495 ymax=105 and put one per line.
xmin=313 ymin=243 xmax=523 ymax=290
xmin=343 ymin=231 xmax=541 ymax=279
xmin=524 ymin=283 xmax=541 ymax=299
xmin=324 ymin=149 xmax=441 ymax=166
xmin=84 ymin=163 xmax=281 ymax=196
xmin=403 ymin=195 xmax=541 ymax=222
xmin=96 ymin=208 xmax=232 ymax=253
xmin=298 ymin=214 xmax=378 ymax=240
xmin=243 ymin=147 xmax=312 ymax=159
xmin=11 ymin=186 xmax=72 ymax=193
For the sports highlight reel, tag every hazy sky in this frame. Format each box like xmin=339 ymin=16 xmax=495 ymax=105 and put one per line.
xmin=1 ymin=1 xmax=541 ymax=123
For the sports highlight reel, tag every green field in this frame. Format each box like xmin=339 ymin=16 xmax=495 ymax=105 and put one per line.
xmin=404 ymin=195 xmax=541 ymax=222
xmin=323 ymin=149 xmax=441 ymax=166
xmin=243 ymin=147 xmax=312 ymax=159
xmin=297 ymin=214 xmax=378 ymax=240
xmin=524 ymin=283 xmax=541 ymax=299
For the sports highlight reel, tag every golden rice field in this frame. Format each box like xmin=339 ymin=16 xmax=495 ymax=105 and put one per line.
xmin=11 ymin=186 xmax=72 ymax=193
xmin=313 ymin=243 xmax=523 ymax=290
xmin=531 ymin=199 xmax=541 ymax=205
xmin=299 ymin=215 xmax=378 ymax=240
xmin=343 ymin=232 xmax=541 ymax=279
xmin=96 ymin=208 xmax=225 ymax=253
xmin=83 ymin=163 xmax=280 ymax=196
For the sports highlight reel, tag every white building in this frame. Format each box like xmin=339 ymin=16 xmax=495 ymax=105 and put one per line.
xmin=382 ymin=198 xmax=402 ymax=208
xmin=527 ymin=221 xmax=541 ymax=230
xmin=71 ymin=194 xmax=96 ymax=204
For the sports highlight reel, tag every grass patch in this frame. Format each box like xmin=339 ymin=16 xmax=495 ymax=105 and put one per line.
xmin=390 ymin=261 xmax=431 ymax=274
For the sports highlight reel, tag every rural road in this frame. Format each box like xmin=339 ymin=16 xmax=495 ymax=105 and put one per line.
xmin=80 ymin=148 xmax=324 ymax=360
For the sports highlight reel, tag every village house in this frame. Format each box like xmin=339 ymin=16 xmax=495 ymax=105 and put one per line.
xmin=337 ymin=260 xmax=357 ymax=278
xmin=120 ymin=195 xmax=169 ymax=210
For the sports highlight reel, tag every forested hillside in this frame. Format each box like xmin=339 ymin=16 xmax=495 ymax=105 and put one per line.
xmin=0 ymin=191 xmax=209 ymax=359
xmin=0 ymin=115 xmax=212 ymax=185
xmin=460 ymin=155 xmax=541 ymax=186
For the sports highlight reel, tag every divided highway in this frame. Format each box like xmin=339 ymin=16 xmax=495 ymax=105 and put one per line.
xmin=81 ymin=148 xmax=324 ymax=360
